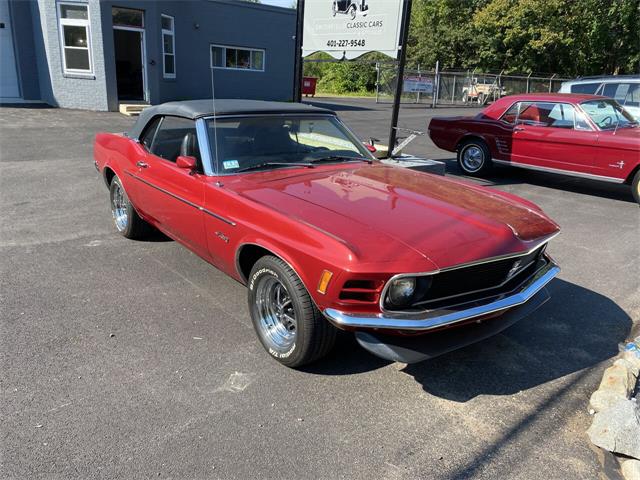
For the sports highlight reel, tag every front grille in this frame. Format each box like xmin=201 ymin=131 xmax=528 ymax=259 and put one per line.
xmin=383 ymin=246 xmax=546 ymax=312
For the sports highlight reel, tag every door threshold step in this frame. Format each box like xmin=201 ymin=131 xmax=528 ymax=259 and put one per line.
xmin=119 ymin=102 xmax=151 ymax=116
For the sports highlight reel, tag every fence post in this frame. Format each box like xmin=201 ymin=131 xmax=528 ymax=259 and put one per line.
xmin=549 ymin=74 xmax=556 ymax=92
xmin=451 ymin=74 xmax=456 ymax=104
xmin=416 ymin=64 xmax=421 ymax=104
xmin=431 ymin=60 xmax=439 ymax=108
xmin=375 ymin=62 xmax=380 ymax=104
xmin=526 ymin=72 xmax=531 ymax=93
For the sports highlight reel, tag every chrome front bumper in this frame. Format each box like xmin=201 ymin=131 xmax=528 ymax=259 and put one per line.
xmin=323 ymin=261 xmax=560 ymax=332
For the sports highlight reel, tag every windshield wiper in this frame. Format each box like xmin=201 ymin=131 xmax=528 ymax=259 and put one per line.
xmin=309 ymin=155 xmax=372 ymax=165
xmin=235 ymin=162 xmax=315 ymax=173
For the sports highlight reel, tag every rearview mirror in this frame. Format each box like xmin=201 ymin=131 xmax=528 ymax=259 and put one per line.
xmin=176 ymin=155 xmax=197 ymax=170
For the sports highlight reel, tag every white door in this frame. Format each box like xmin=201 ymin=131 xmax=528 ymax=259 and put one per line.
xmin=0 ymin=0 xmax=21 ymax=98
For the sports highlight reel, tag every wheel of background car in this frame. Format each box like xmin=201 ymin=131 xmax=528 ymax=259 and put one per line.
xmin=349 ymin=4 xmax=356 ymax=19
xmin=632 ymin=170 xmax=640 ymax=205
xmin=109 ymin=175 xmax=153 ymax=239
xmin=477 ymin=93 xmax=485 ymax=105
xmin=247 ymin=255 xmax=337 ymax=367
xmin=457 ymin=138 xmax=492 ymax=176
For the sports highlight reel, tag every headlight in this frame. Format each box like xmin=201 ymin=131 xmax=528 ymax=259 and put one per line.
xmin=387 ymin=277 xmax=416 ymax=306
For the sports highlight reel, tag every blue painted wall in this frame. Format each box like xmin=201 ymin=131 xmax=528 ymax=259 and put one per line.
xmin=9 ymin=0 xmax=295 ymax=111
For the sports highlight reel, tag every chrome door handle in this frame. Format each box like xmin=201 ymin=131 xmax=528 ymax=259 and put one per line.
xmin=513 ymin=126 xmax=525 ymax=132
xmin=136 ymin=161 xmax=149 ymax=168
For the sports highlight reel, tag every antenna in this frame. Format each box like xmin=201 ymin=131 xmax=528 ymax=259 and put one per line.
xmin=210 ymin=65 xmax=221 ymax=182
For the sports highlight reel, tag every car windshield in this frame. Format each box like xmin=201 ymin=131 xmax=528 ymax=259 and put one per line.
xmin=205 ymin=115 xmax=371 ymax=174
xmin=580 ymin=99 xmax=637 ymax=130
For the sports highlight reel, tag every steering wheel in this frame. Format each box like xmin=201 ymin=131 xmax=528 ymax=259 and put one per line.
xmin=600 ymin=116 xmax=613 ymax=128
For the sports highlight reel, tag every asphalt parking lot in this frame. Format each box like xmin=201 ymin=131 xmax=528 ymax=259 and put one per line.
xmin=1 ymin=98 xmax=638 ymax=479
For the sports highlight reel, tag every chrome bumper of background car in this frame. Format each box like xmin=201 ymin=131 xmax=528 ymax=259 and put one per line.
xmin=323 ymin=261 xmax=560 ymax=332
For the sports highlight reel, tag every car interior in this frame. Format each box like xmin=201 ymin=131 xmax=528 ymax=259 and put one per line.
xmin=142 ymin=116 xmax=203 ymax=170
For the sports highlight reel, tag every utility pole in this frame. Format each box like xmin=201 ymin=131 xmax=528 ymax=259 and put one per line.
xmin=387 ymin=0 xmax=412 ymax=158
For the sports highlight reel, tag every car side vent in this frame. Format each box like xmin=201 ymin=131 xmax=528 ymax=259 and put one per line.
xmin=339 ymin=280 xmax=384 ymax=304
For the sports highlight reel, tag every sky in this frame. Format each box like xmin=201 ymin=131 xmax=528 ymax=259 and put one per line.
xmin=261 ymin=0 xmax=296 ymax=8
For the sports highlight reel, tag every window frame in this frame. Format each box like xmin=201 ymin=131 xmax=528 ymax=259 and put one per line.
xmin=500 ymin=100 xmax=594 ymax=131
xmin=57 ymin=1 xmax=94 ymax=76
xmin=161 ymin=14 xmax=176 ymax=79
xmin=149 ymin=115 xmax=199 ymax=165
xmin=210 ymin=44 xmax=266 ymax=72
xmin=139 ymin=116 xmax=163 ymax=151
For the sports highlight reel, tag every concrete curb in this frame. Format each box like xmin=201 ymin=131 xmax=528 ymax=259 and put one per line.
xmin=587 ymin=337 xmax=640 ymax=480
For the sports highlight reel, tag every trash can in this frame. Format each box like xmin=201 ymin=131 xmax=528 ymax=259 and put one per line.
xmin=302 ymin=77 xmax=318 ymax=97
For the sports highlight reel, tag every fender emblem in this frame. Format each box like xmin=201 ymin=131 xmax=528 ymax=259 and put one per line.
xmin=609 ymin=160 xmax=625 ymax=169
xmin=215 ymin=231 xmax=229 ymax=243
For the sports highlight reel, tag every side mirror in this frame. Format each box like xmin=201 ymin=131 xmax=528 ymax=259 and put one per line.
xmin=176 ymin=155 xmax=197 ymax=170
xmin=364 ymin=143 xmax=377 ymax=153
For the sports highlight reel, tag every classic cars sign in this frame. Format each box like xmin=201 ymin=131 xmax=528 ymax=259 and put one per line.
xmin=302 ymin=0 xmax=405 ymax=60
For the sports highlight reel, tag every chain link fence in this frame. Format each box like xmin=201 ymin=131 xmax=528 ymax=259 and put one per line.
xmin=375 ymin=64 xmax=570 ymax=106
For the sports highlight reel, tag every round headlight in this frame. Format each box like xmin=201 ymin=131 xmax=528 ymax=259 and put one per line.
xmin=387 ymin=277 xmax=416 ymax=306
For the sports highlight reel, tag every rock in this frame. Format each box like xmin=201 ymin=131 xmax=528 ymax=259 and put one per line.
xmin=616 ymin=357 xmax=640 ymax=380
xmin=590 ymin=389 xmax=627 ymax=413
xmin=587 ymin=398 xmax=640 ymax=459
xmin=623 ymin=350 xmax=640 ymax=375
xmin=622 ymin=459 xmax=640 ymax=480
xmin=598 ymin=363 xmax=636 ymax=398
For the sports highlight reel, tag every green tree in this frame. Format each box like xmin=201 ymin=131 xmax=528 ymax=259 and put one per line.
xmin=408 ymin=0 xmax=488 ymax=69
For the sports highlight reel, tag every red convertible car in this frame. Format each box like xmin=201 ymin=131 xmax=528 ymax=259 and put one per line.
xmin=94 ymin=100 xmax=560 ymax=367
xmin=428 ymin=94 xmax=640 ymax=204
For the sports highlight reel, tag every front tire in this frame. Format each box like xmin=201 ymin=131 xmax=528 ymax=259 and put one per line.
xmin=457 ymin=138 xmax=492 ymax=176
xmin=109 ymin=175 xmax=152 ymax=239
xmin=248 ymin=256 xmax=337 ymax=368
xmin=349 ymin=5 xmax=357 ymax=19
xmin=631 ymin=169 xmax=640 ymax=205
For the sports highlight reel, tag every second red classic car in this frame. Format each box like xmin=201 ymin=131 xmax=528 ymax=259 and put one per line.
xmin=94 ymin=100 xmax=560 ymax=367
xmin=428 ymin=93 xmax=640 ymax=204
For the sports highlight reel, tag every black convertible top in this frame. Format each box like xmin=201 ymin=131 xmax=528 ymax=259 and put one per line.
xmin=128 ymin=99 xmax=335 ymax=138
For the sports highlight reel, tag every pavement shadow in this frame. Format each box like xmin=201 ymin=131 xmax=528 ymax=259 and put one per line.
xmin=402 ymin=278 xmax=631 ymax=402
xmin=442 ymin=158 xmax=636 ymax=204
xmin=307 ymin=279 xmax=631 ymax=398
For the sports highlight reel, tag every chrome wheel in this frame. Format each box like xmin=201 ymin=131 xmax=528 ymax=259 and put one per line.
xmin=111 ymin=181 xmax=129 ymax=232
xmin=255 ymin=276 xmax=297 ymax=353
xmin=461 ymin=145 xmax=484 ymax=172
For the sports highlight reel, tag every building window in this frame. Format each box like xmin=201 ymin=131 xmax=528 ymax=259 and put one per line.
xmin=112 ymin=7 xmax=144 ymax=28
xmin=161 ymin=15 xmax=175 ymax=78
xmin=210 ymin=44 xmax=265 ymax=72
xmin=57 ymin=2 xmax=93 ymax=74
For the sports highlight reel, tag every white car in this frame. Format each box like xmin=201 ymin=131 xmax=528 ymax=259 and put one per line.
xmin=559 ymin=76 xmax=640 ymax=120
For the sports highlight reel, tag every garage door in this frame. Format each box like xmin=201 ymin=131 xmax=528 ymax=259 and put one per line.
xmin=0 ymin=0 xmax=21 ymax=99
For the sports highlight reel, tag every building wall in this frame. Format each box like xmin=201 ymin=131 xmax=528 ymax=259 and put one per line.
xmin=31 ymin=0 xmax=109 ymax=110
xmin=8 ymin=0 xmax=295 ymax=111
xmin=99 ymin=0 xmax=296 ymax=111
xmin=8 ymin=0 xmax=40 ymax=100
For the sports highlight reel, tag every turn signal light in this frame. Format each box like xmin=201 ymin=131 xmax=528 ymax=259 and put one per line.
xmin=317 ymin=270 xmax=333 ymax=294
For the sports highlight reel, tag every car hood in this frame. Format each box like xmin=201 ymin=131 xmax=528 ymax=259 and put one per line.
xmin=231 ymin=164 xmax=559 ymax=269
